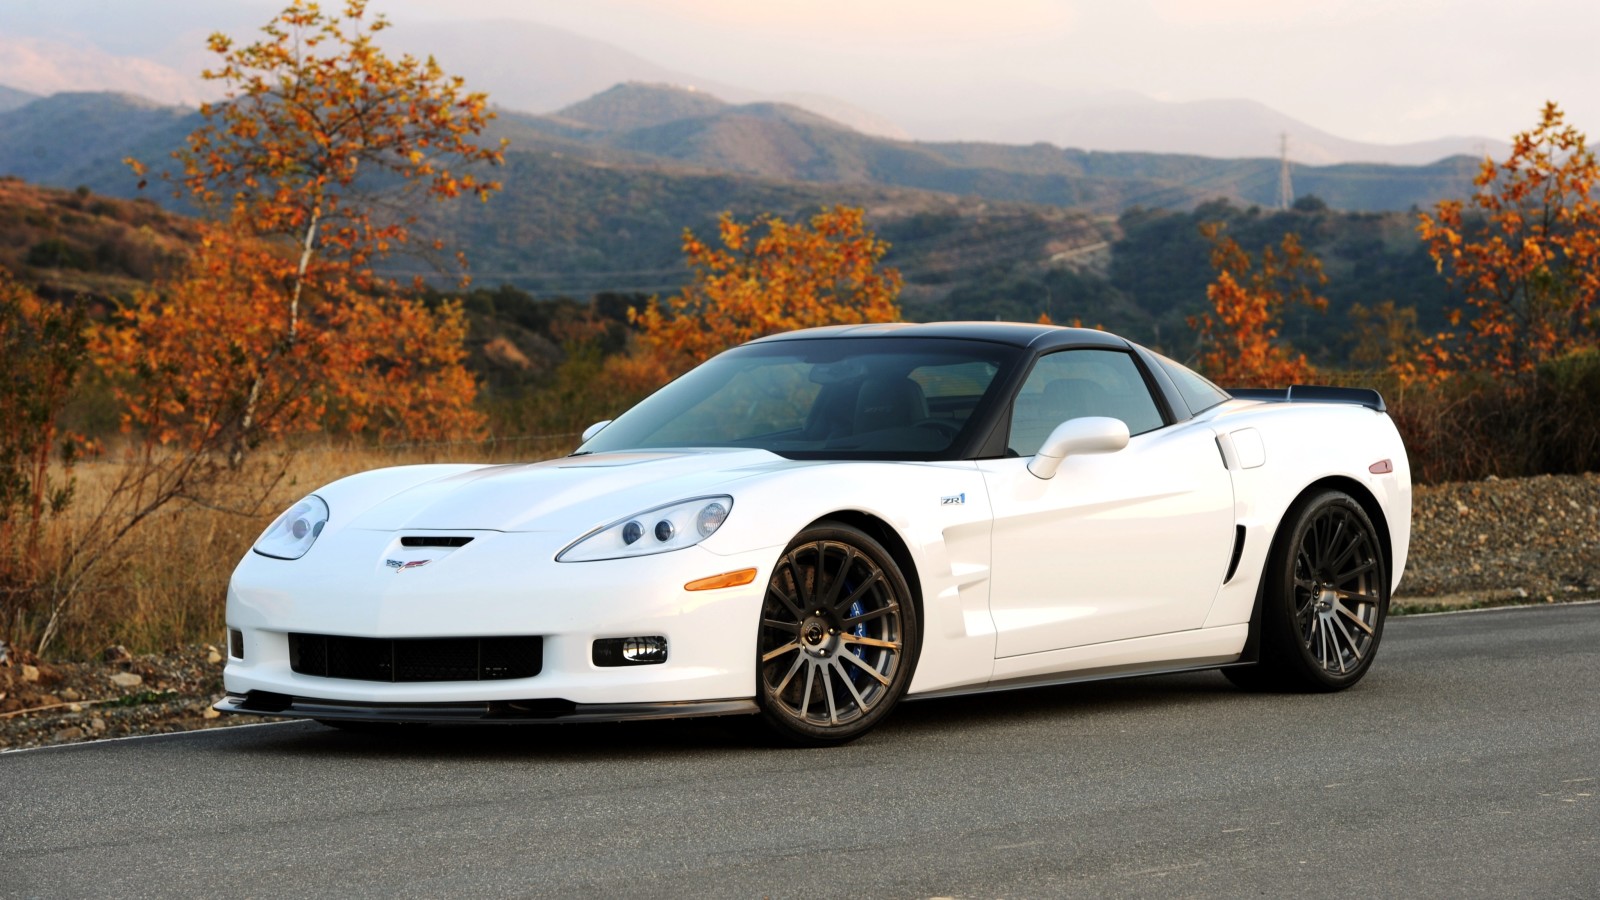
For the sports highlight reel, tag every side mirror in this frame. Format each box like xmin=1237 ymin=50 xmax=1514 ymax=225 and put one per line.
xmin=1027 ymin=416 xmax=1129 ymax=479
xmin=581 ymin=420 xmax=612 ymax=443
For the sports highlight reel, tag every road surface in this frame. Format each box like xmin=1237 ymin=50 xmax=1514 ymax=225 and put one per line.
xmin=3 ymin=603 xmax=1597 ymax=898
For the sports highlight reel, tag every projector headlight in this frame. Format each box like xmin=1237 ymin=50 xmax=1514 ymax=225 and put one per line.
xmin=252 ymin=495 xmax=330 ymax=560
xmin=557 ymin=496 xmax=732 ymax=562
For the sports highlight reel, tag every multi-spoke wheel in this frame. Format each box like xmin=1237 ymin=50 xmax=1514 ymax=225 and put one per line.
xmin=756 ymin=524 xmax=919 ymax=745
xmin=1226 ymin=490 xmax=1388 ymax=692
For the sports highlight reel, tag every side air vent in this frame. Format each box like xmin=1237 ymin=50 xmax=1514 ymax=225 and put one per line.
xmin=1223 ymin=525 xmax=1246 ymax=583
xmin=400 ymin=536 xmax=474 ymax=548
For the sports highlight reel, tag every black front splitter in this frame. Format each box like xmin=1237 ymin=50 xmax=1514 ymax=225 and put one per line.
xmin=215 ymin=691 xmax=758 ymax=724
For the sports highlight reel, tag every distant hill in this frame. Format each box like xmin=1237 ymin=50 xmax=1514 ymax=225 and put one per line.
xmin=554 ymin=82 xmax=730 ymax=133
xmin=0 ymin=84 xmax=37 ymax=112
xmin=0 ymin=87 xmax=1468 ymax=362
xmin=0 ymin=91 xmax=197 ymax=190
xmin=514 ymin=83 xmax=1480 ymax=214
xmin=395 ymin=141 xmax=1115 ymax=314
xmin=896 ymin=87 xmax=1505 ymax=166
xmin=0 ymin=6 xmax=1495 ymax=160
xmin=374 ymin=18 xmax=908 ymax=139
xmin=2 ymin=86 xmax=1484 ymax=219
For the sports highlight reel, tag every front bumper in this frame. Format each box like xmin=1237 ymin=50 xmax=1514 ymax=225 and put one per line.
xmin=216 ymin=691 xmax=758 ymax=724
xmin=222 ymin=530 xmax=774 ymax=712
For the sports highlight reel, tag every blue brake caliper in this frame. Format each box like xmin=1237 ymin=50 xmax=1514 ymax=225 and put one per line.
xmin=847 ymin=594 xmax=867 ymax=683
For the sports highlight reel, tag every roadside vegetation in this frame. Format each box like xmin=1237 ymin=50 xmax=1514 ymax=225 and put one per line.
xmin=0 ymin=1 xmax=1596 ymax=661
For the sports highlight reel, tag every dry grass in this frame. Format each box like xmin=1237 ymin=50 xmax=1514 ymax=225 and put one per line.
xmin=13 ymin=435 xmax=577 ymax=659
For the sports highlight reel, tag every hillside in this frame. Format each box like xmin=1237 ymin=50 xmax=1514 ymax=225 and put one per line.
xmin=0 ymin=84 xmax=36 ymax=112
xmin=0 ymin=176 xmax=197 ymax=304
xmin=522 ymin=83 xmax=1480 ymax=214
xmin=0 ymin=86 xmax=1471 ymax=364
xmin=0 ymin=91 xmax=198 ymax=193
xmin=1 ymin=86 xmax=1484 ymax=219
xmin=899 ymin=196 xmax=1453 ymax=362
xmin=395 ymin=144 xmax=1115 ymax=310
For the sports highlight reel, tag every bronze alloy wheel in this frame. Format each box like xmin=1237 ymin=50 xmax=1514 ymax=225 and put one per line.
xmin=756 ymin=524 xmax=919 ymax=745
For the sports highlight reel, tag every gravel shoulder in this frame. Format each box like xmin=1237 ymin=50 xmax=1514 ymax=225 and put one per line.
xmin=3 ymin=471 xmax=1596 ymax=752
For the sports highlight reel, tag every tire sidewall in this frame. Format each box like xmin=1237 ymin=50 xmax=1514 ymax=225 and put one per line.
xmin=755 ymin=522 xmax=920 ymax=745
xmin=1264 ymin=490 xmax=1389 ymax=690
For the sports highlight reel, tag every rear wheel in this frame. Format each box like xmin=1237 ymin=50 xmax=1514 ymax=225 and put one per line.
xmin=1226 ymin=490 xmax=1388 ymax=692
xmin=755 ymin=524 xmax=919 ymax=746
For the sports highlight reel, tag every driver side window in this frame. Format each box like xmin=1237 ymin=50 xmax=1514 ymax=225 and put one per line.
xmin=1008 ymin=349 xmax=1165 ymax=456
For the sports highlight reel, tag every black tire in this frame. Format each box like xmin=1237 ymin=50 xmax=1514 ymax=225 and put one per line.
xmin=755 ymin=523 xmax=920 ymax=746
xmin=1226 ymin=490 xmax=1388 ymax=693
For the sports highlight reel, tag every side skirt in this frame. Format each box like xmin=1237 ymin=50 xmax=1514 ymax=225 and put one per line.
xmin=909 ymin=623 xmax=1249 ymax=701
xmin=906 ymin=655 xmax=1242 ymax=702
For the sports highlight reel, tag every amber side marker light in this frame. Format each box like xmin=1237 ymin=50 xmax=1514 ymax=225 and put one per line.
xmin=685 ymin=568 xmax=758 ymax=591
xmin=1369 ymin=459 xmax=1394 ymax=474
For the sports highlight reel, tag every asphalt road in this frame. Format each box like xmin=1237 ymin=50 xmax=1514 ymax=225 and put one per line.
xmin=3 ymin=604 xmax=1598 ymax=899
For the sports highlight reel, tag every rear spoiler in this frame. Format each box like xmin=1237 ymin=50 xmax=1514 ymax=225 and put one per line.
xmin=1227 ymin=385 xmax=1386 ymax=413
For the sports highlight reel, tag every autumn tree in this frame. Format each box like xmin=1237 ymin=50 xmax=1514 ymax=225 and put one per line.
xmin=0 ymin=271 xmax=92 ymax=644
xmin=27 ymin=1 xmax=503 ymax=654
xmin=115 ymin=0 xmax=501 ymax=462
xmin=94 ymin=226 xmax=481 ymax=453
xmin=1188 ymin=223 xmax=1328 ymax=387
xmin=1347 ymin=300 xmax=1426 ymax=382
xmin=626 ymin=206 xmax=902 ymax=383
xmin=1418 ymin=102 xmax=1600 ymax=375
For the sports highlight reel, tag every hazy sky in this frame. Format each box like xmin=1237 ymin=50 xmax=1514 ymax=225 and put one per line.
xmin=3 ymin=0 xmax=1596 ymax=145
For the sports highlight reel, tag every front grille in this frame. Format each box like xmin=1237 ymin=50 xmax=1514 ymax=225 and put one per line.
xmin=288 ymin=634 xmax=542 ymax=682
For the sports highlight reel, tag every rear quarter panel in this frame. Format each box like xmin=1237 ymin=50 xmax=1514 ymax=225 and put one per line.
xmin=1200 ymin=400 xmax=1411 ymax=630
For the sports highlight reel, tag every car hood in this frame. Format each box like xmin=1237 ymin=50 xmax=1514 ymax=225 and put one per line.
xmin=340 ymin=449 xmax=792 ymax=533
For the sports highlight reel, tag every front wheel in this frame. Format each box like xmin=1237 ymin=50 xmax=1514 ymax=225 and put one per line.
xmin=756 ymin=524 xmax=920 ymax=746
xmin=1226 ymin=490 xmax=1388 ymax=692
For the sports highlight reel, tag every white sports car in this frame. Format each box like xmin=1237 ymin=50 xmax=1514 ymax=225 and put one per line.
xmin=218 ymin=323 xmax=1410 ymax=744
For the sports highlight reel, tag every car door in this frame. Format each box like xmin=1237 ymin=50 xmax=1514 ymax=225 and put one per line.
xmin=977 ymin=348 xmax=1235 ymax=658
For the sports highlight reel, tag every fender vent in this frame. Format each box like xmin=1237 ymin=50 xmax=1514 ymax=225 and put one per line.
xmin=400 ymin=536 xmax=474 ymax=548
xmin=1223 ymin=525 xmax=1246 ymax=583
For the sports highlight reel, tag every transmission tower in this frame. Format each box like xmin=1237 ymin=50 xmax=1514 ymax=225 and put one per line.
xmin=1277 ymin=132 xmax=1294 ymax=210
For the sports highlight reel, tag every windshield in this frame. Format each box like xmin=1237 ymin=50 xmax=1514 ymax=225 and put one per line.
xmin=579 ymin=337 xmax=1020 ymax=460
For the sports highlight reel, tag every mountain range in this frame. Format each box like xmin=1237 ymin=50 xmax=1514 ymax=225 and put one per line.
xmin=0 ymin=82 xmax=1481 ymax=225
xmin=0 ymin=6 xmax=1501 ymax=166
xmin=0 ymin=79 xmax=1462 ymax=359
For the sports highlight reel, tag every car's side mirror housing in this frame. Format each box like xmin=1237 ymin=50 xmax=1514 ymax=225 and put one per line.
xmin=1027 ymin=416 xmax=1130 ymax=479
xmin=581 ymin=420 xmax=612 ymax=443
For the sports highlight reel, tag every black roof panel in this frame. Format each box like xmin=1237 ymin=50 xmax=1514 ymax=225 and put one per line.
xmin=750 ymin=321 xmax=1130 ymax=350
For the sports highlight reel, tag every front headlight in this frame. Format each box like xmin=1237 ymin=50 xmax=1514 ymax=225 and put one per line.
xmin=557 ymin=495 xmax=732 ymax=562
xmin=252 ymin=495 xmax=330 ymax=560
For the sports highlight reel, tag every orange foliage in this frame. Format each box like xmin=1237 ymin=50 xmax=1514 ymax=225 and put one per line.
xmin=626 ymin=206 xmax=902 ymax=383
xmin=1189 ymin=223 xmax=1327 ymax=388
xmin=0 ymin=271 xmax=87 ymax=541
xmin=93 ymin=226 xmax=480 ymax=448
xmin=112 ymin=0 xmax=499 ymax=459
xmin=175 ymin=0 xmax=503 ymax=270
xmin=1418 ymin=102 xmax=1600 ymax=375
xmin=1347 ymin=300 xmax=1430 ymax=386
